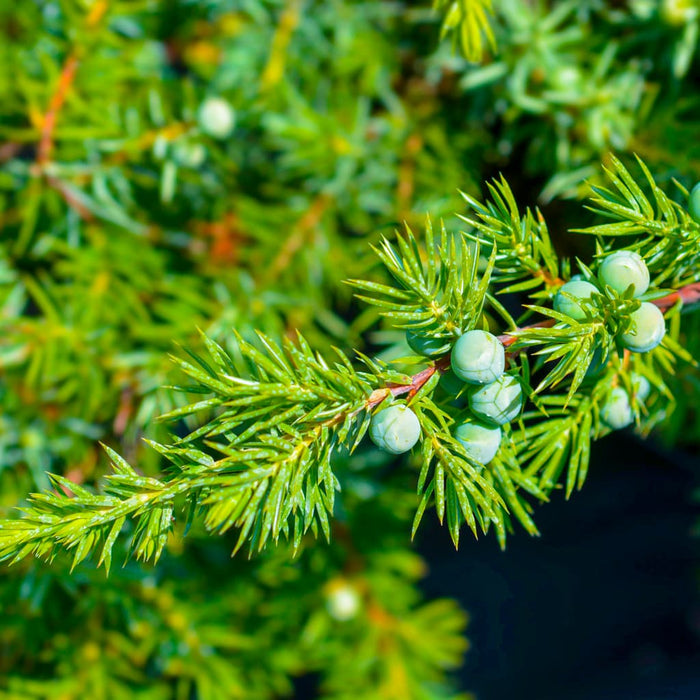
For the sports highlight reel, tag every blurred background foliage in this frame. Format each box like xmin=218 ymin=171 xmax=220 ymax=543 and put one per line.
xmin=0 ymin=0 xmax=699 ymax=697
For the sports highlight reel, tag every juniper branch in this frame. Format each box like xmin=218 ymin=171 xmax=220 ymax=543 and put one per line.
xmin=2 ymin=158 xmax=700 ymax=568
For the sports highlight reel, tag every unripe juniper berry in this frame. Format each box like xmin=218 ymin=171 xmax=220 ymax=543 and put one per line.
xmin=689 ymin=182 xmax=700 ymax=223
xmin=599 ymin=251 xmax=650 ymax=297
xmin=325 ymin=582 xmax=361 ymax=621
xmin=198 ymin=97 xmax=236 ymax=139
xmin=549 ymin=65 xmax=583 ymax=93
xmin=554 ymin=280 xmax=598 ymax=321
xmin=406 ymin=331 xmax=450 ymax=357
xmin=451 ymin=330 xmax=505 ymax=384
xmin=454 ymin=419 xmax=502 ymax=464
xmin=600 ymin=387 xmax=634 ymax=430
xmin=469 ymin=374 xmax=523 ymax=426
xmin=369 ymin=404 xmax=421 ymax=454
xmin=621 ymin=302 xmax=666 ymax=353
xmin=173 ymin=140 xmax=206 ymax=169
xmin=631 ymin=373 xmax=651 ymax=402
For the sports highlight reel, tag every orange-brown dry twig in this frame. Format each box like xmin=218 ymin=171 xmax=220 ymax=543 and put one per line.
xmin=265 ymin=194 xmax=331 ymax=280
xmin=36 ymin=0 xmax=109 ymax=166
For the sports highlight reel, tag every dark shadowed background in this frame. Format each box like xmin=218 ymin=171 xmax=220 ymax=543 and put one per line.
xmin=421 ymin=433 xmax=700 ymax=699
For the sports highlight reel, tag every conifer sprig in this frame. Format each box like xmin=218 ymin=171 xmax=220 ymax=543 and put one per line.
xmin=516 ymin=394 xmax=595 ymax=499
xmin=348 ymin=218 xmax=495 ymax=338
xmin=434 ymin=0 xmax=497 ymax=63
xmin=2 ymin=156 xmax=700 ymax=568
xmin=460 ymin=175 xmax=562 ymax=294
xmin=575 ymin=155 xmax=700 ymax=285
xmin=412 ymin=399 xmax=507 ymax=545
xmin=0 ymin=323 xmax=462 ymax=567
xmin=0 ymin=447 xmax=182 ymax=573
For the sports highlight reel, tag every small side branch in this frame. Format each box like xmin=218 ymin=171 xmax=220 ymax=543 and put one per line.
xmin=370 ymin=280 xmax=700 ymax=399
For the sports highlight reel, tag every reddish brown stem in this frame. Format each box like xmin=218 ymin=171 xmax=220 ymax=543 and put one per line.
xmin=653 ymin=281 xmax=700 ymax=311
xmin=366 ymin=280 xmax=700 ymax=407
xmin=365 ymin=355 xmax=451 ymax=410
xmin=265 ymin=194 xmax=331 ymax=281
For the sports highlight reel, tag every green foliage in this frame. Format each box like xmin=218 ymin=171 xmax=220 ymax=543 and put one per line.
xmin=434 ymin=0 xmax=497 ymax=62
xmin=459 ymin=175 xmax=560 ymax=295
xmin=349 ymin=219 xmax=495 ymax=337
xmin=0 ymin=519 xmax=469 ymax=700
xmin=5 ymin=153 xmax=698 ymax=570
xmin=576 ymin=155 xmax=700 ymax=286
xmin=0 ymin=1 xmax=489 ymax=692
xmin=2 ymin=1 xmax=700 ymax=696
xmin=0 ymin=333 xmax=376 ymax=568
xmin=445 ymin=0 xmax=700 ymax=198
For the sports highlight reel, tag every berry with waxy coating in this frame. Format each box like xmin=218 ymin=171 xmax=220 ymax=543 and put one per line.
xmin=451 ymin=330 xmax=505 ymax=384
xmin=173 ymin=140 xmax=206 ymax=169
xmin=406 ymin=331 xmax=450 ymax=357
xmin=554 ymin=280 xmax=598 ymax=321
xmin=620 ymin=302 xmax=666 ymax=353
xmin=325 ymin=582 xmax=361 ymax=621
xmin=469 ymin=374 xmax=523 ymax=426
xmin=369 ymin=405 xmax=421 ymax=454
xmin=550 ymin=65 xmax=583 ymax=92
xmin=631 ymin=373 xmax=651 ymax=402
xmin=600 ymin=387 xmax=634 ymax=430
xmin=689 ymin=182 xmax=700 ymax=223
xmin=599 ymin=251 xmax=650 ymax=297
xmin=198 ymin=97 xmax=236 ymax=139
xmin=454 ymin=420 xmax=502 ymax=464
